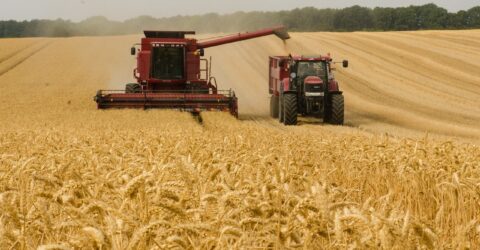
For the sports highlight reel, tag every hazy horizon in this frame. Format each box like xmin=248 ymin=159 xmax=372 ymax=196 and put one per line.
xmin=1 ymin=0 xmax=479 ymax=22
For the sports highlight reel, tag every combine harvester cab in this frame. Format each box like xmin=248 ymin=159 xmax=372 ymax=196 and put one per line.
xmin=269 ymin=54 xmax=349 ymax=125
xmin=94 ymin=27 xmax=290 ymax=117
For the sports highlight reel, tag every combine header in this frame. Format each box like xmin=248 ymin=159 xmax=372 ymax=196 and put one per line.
xmin=94 ymin=26 xmax=290 ymax=117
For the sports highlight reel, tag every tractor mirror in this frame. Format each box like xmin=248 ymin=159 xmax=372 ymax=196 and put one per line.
xmin=342 ymin=60 xmax=349 ymax=68
xmin=131 ymin=47 xmax=136 ymax=56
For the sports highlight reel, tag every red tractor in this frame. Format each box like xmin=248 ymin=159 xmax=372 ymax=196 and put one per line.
xmin=269 ymin=55 xmax=348 ymax=125
xmin=94 ymin=27 xmax=290 ymax=117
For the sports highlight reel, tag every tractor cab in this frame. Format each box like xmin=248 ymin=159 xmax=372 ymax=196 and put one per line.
xmin=295 ymin=60 xmax=326 ymax=78
xmin=290 ymin=59 xmax=328 ymax=96
xmin=288 ymin=56 xmax=348 ymax=95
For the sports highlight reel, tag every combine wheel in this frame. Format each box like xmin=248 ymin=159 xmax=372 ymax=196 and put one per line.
xmin=325 ymin=94 xmax=344 ymax=125
xmin=282 ymin=94 xmax=297 ymax=125
xmin=270 ymin=95 xmax=279 ymax=118
xmin=125 ymin=83 xmax=141 ymax=93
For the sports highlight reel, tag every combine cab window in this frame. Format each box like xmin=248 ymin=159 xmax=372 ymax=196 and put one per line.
xmin=151 ymin=46 xmax=185 ymax=80
xmin=297 ymin=61 xmax=325 ymax=78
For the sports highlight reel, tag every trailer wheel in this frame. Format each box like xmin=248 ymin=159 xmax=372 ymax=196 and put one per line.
xmin=126 ymin=83 xmax=141 ymax=93
xmin=283 ymin=93 xmax=297 ymax=125
xmin=325 ymin=94 xmax=344 ymax=125
xmin=270 ymin=95 xmax=279 ymax=118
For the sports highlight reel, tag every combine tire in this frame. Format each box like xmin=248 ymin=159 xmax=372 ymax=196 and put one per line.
xmin=325 ymin=94 xmax=344 ymax=125
xmin=282 ymin=94 xmax=297 ymax=125
xmin=270 ymin=95 xmax=279 ymax=118
xmin=125 ymin=83 xmax=141 ymax=93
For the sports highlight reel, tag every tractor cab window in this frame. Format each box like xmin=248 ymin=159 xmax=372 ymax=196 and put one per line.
xmin=151 ymin=46 xmax=185 ymax=80
xmin=297 ymin=61 xmax=325 ymax=78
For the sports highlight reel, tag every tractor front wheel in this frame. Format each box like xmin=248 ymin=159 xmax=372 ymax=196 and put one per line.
xmin=325 ymin=94 xmax=344 ymax=125
xmin=125 ymin=83 xmax=141 ymax=93
xmin=282 ymin=93 xmax=297 ymax=125
xmin=270 ymin=95 xmax=279 ymax=118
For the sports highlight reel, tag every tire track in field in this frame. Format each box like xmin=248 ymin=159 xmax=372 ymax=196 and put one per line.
xmin=307 ymin=33 xmax=480 ymax=98
xmin=346 ymin=71 xmax=480 ymax=134
xmin=339 ymin=65 xmax=480 ymax=125
xmin=0 ymin=43 xmax=37 ymax=64
xmin=305 ymin=32 xmax=480 ymax=99
xmin=394 ymin=32 xmax=480 ymax=58
xmin=0 ymin=41 xmax=53 ymax=77
xmin=359 ymin=33 xmax=480 ymax=86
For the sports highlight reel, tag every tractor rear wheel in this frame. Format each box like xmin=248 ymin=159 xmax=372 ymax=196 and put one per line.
xmin=325 ymin=94 xmax=344 ymax=125
xmin=270 ymin=95 xmax=279 ymax=118
xmin=126 ymin=83 xmax=141 ymax=93
xmin=282 ymin=93 xmax=297 ymax=125
xmin=278 ymin=95 xmax=284 ymax=123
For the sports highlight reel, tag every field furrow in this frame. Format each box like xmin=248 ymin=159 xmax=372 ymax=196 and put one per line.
xmin=0 ymin=38 xmax=42 ymax=62
xmin=0 ymin=40 xmax=52 ymax=77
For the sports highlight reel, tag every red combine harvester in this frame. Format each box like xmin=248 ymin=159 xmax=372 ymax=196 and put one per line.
xmin=269 ymin=55 xmax=348 ymax=125
xmin=94 ymin=26 xmax=290 ymax=117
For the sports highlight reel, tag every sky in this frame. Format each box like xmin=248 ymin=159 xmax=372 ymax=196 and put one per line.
xmin=2 ymin=0 xmax=479 ymax=21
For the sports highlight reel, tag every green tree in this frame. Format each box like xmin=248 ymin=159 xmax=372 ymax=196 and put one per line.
xmin=447 ymin=11 xmax=467 ymax=28
xmin=0 ymin=4 xmax=479 ymax=38
xmin=333 ymin=5 xmax=374 ymax=31
xmin=466 ymin=7 xmax=480 ymax=27
xmin=373 ymin=7 xmax=396 ymax=30
xmin=392 ymin=7 xmax=417 ymax=30
xmin=414 ymin=4 xmax=449 ymax=29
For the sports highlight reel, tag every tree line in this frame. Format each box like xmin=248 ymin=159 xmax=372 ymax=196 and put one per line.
xmin=1 ymin=4 xmax=479 ymax=38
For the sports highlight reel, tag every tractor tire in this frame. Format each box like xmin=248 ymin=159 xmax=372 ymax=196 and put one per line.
xmin=325 ymin=94 xmax=344 ymax=125
xmin=125 ymin=83 xmax=141 ymax=93
xmin=282 ymin=94 xmax=298 ymax=125
xmin=270 ymin=95 xmax=279 ymax=118
xmin=278 ymin=95 xmax=284 ymax=123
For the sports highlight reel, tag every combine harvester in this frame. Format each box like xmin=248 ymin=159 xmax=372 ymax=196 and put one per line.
xmin=269 ymin=55 xmax=349 ymax=125
xmin=94 ymin=26 xmax=290 ymax=117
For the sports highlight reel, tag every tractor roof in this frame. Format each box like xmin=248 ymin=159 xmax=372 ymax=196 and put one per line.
xmin=292 ymin=55 xmax=332 ymax=61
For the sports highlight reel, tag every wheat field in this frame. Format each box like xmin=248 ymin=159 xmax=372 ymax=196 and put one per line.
xmin=0 ymin=30 xmax=479 ymax=249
